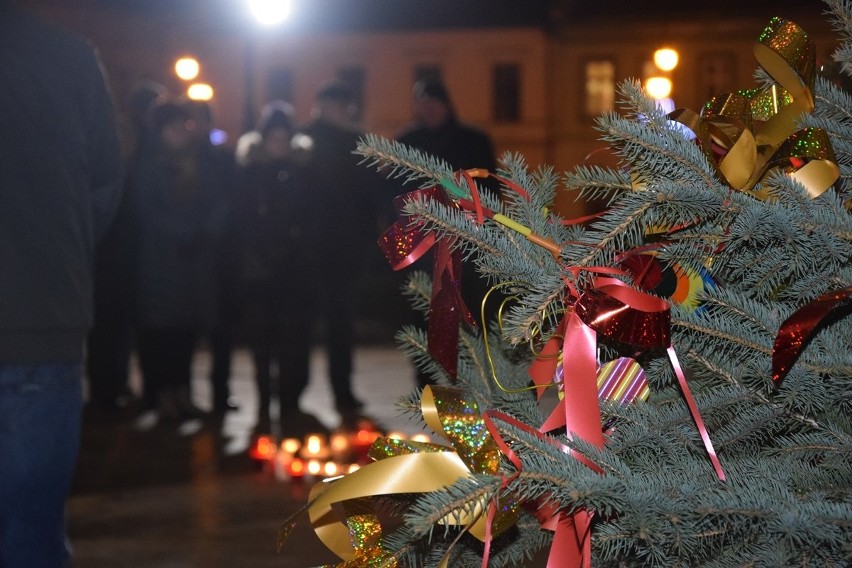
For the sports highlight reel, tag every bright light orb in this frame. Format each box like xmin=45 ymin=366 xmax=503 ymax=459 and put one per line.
xmin=247 ymin=0 xmax=292 ymax=26
xmin=654 ymin=48 xmax=679 ymax=72
xmin=645 ymin=77 xmax=673 ymax=100
xmin=187 ymin=83 xmax=214 ymax=101
xmin=174 ymin=57 xmax=200 ymax=81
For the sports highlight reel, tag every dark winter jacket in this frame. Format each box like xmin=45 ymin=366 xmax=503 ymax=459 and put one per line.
xmin=397 ymin=119 xmax=496 ymax=173
xmin=236 ymin=154 xmax=306 ymax=285
xmin=0 ymin=6 xmax=122 ymax=363
xmin=293 ymin=118 xmax=377 ymax=266
xmin=129 ymin=147 xmax=231 ymax=330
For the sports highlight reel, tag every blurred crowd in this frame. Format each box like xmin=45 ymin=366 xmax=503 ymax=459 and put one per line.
xmin=88 ymin=80 xmax=386 ymax=441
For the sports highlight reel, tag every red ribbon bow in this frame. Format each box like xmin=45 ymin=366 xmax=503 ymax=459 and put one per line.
xmin=378 ymin=186 xmax=475 ymax=379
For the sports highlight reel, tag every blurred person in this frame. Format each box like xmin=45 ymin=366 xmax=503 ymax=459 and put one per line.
xmin=0 ymin=2 xmax=123 ymax=566
xmin=129 ymin=101 xmax=229 ymax=428
xmin=396 ymin=78 xmax=498 ymax=386
xmin=398 ymin=77 xmax=496 ymax=175
xmin=85 ymin=81 xmax=166 ymax=419
xmin=290 ymin=82 xmax=377 ymax=418
xmin=235 ymin=101 xmax=314 ymax=438
xmin=184 ymin=98 xmax=240 ymax=415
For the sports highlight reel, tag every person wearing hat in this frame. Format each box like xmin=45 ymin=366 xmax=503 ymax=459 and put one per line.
xmin=283 ymin=82 xmax=376 ymax=420
xmin=234 ymin=101 xmax=317 ymax=438
xmin=398 ymin=77 xmax=497 ymax=176
xmin=396 ymin=78 xmax=499 ymax=387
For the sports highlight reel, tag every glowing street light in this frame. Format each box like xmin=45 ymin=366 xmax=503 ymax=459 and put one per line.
xmin=247 ymin=0 xmax=293 ymax=26
xmin=187 ymin=83 xmax=214 ymax=101
xmin=174 ymin=57 xmax=200 ymax=81
xmin=645 ymin=77 xmax=673 ymax=99
xmin=653 ymin=48 xmax=679 ymax=72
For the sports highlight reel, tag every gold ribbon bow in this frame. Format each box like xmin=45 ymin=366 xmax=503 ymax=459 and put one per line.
xmin=669 ymin=17 xmax=839 ymax=199
xmin=282 ymin=386 xmax=518 ymax=567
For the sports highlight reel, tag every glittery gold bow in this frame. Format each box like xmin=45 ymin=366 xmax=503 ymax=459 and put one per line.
xmin=669 ymin=17 xmax=839 ymax=199
xmin=281 ymin=385 xmax=518 ymax=567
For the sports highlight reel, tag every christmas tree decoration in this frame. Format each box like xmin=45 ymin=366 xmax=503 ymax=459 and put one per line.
xmin=282 ymin=3 xmax=852 ymax=566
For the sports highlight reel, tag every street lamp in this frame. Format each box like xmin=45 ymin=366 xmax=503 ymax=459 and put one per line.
xmin=645 ymin=77 xmax=673 ymax=99
xmin=242 ymin=0 xmax=293 ymax=130
xmin=187 ymin=83 xmax=215 ymax=101
xmin=247 ymin=0 xmax=292 ymax=26
xmin=174 ymin=57 xmax=200 ymax=81
xmin=653 ymin=48 xmax=679 ymax=72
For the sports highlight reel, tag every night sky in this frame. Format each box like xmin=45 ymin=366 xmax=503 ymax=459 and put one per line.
xmin=66 ymin=0 xmax=829 ymax=32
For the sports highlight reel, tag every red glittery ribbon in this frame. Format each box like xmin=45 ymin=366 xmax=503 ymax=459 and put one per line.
xmin=377 ymin=186 xmax=474 ymax=379
xmin=772 ymin=286 xmax=852 ymax=382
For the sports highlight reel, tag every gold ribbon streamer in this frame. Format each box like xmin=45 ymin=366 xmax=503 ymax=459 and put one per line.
xmin=289 ymin=386 xmax=519 ymax=565
xmin=669 ymin=17 xmax=838 ymax=198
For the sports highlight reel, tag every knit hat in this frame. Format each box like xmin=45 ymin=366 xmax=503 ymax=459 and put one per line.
xmin=256 ymin=100 xmax=295 ymax=139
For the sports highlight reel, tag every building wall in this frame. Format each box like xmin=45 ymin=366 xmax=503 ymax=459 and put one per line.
xmin=33 ymin=5 xmax=839 ymax=180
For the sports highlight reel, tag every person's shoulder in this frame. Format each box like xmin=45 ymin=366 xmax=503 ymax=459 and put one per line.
xmin=454 ymin=121 xmax=491 ymax=141
xmin=10 ymin=10 xmax=97 ymax=57
xmin=396 ymin=124 xmax=427 ymax=144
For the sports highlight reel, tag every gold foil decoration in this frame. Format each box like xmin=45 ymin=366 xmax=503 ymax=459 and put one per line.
xmin=283 ymin=386 xmax=519 ymax=565
xmin=668 ymin=17 xmax=838 ymax=199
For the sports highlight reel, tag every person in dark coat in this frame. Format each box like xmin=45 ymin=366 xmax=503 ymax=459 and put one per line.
xmin=129 ymin=101 xmax=229 ymax=427
xmin=85 ymin=81 xmax=166 ymax=419
xmin=184 ymin=98 xmax=240 ymax=415
xmin=397 ymin=78 xmax=496 ymax=176
xmin=396 ymin=78 xmax=499 ymax=386
xmin=235 ymin=101 xmax=314 ymax=437
xmin=0 ymin=2 xmax=123 ymax=565
xmin=290 ymin=82 xmax=375 ymax=417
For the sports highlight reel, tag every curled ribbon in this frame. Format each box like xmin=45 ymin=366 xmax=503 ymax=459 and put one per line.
xmin=378 ymin=187 xmax=475 ymax=379
xmin=533 ymin=277 xmax=726 ymax=482
xmin=772 ymin=286 xmax=852 ymax=382
xmin=669 ymin=17 xmax=839 ymax=198
xmin=283 ymin=385 xmax=518 ymax=566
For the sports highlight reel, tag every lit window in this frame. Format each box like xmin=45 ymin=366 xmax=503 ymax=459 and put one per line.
xmin=493 ymin=63 xmax=521 ymax=122
xmin=585 ymin=59 xmax=616 ymax=117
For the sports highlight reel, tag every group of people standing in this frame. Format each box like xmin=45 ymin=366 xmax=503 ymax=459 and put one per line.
xmin=86 ymin=75 xmax=497 ymax=441
xmin=88 ymin=81 xmax=379 ymax=439
xmin=0 ymin=1 xmax=497 ymax=563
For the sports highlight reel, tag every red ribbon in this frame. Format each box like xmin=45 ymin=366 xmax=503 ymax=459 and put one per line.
xmin=483 ymin=410 xmax=596 ymax=568
xmin=533 ymin=277 xmax=725 ymax=479
xmin=377 ymin=186 xmax=474 ymax=379
xmin=772 ymin=286 xmax=852 ymax=382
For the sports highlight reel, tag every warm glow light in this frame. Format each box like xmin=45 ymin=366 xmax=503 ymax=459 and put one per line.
xmin=386 ymin=431 xmax=407 ymax=440
xmin=247 ymin=0 xmax=292 ymax=26
xmin=410 ymin=433 xmax=431 ymax=443
xmin=653 ymin=48 xmax=679 ymax=71
xmin=281 ymin=438 xmax=301 ymax=454
xmin=250 ymin=435 xmax=277 ymax=461
xmin=645 ymin=77 xmax=673 ymax=99
xmin=307 ymin=460 xmax=322 ymax=475
xmin=347 ymin=463 xmax=361 ymax=474
xmin=306 ymin=435 xmax=322 ymax=455
xmin=288 ymin=458 xmax=305 ymax=476
xmin=330 ymin=433 xmax=349 ymax=452
xmin=354 ymin=428 xmax=380 ymax=447
xmin=174 ymin=57 xmax=200 ymax=81
xmin=323 ymin=462 xmax=340 ymax=477
xmin=187 ymin=83 xmax=214 ymax=101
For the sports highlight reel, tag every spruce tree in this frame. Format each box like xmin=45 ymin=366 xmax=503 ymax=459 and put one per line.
xmin=291 ymin=2 xmax=852 ymax=566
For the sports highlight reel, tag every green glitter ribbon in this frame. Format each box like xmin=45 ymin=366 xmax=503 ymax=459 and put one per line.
xmin=668 ymin=16 xmax=839 ymax=199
